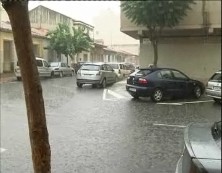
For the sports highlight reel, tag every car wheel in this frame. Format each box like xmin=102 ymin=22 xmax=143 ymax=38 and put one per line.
xmin=59 ymin=71 xmax=63 ymax=78
xmin=92 ymin=84 xmax=97 ymax=88
xmin=51 ymin=71 xmax=54 ymax=78
xmin=101 ymin=79 xmax=106 ymax=88
xmin=213 ymin=98 xmax=221 ymax=103
xmin=77 ymin=83 xmax=83 ymax=88
xmin=151 ymin=88 xmax=163 ymax=102
xmin=17 ymin=77 xmax=21 ymax=81
xmin=193 ymin=85 xmax=202 ymax=99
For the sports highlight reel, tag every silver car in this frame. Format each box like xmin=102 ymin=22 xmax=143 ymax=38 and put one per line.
xmin=14 ymin=57 xmax=52 ymax=80
xmin=175 ymin=121 xmax=221 ymax=173
xmin=49 ymin=62 xmax=75 ymax=77
xmin=205 ymin=70 xmax=221 ymax=103
xmin=76 ymin=62 xmax=117 ymax=88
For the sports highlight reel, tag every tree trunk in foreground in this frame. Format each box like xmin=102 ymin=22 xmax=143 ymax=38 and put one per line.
xmin=2 ymin=1 xmax=51 ymax=173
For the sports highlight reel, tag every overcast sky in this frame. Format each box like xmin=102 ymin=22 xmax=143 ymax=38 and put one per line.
xmin=28 ymin=1 xmax=139 ymax=45
xmin=29 ymin=1 xmax=120 ymax=26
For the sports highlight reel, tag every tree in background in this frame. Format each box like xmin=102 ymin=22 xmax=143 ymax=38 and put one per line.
xmin=1 ymin=1 xmax=51 ymax=172
xmin=46 ymin=23 xmax=73 ymax=64
xmin=121 ymin=0 xmax=195 ymax=66
xmin=46 ymin=23 xmax=93 ymax=64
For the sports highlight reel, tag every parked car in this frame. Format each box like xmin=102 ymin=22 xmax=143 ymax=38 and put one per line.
xmin=125 ymin=63 xmax=136 ymax=74
xmin=205 ymin=70 xmax=221 ymax=103
xmin=107 ymin=62 xmax=131 ymax=78
xmin=49 ymin=62 xmax=74 ymax=77
xmin=76 ymin=62 xmax=117 ymax=88
xmin=175 ymin=121 xmax=221 ymax=173
xmin=126 ymin=67 xmax=205 ymax=102
xmin=14 ymin=57 xmax=52 ymax=80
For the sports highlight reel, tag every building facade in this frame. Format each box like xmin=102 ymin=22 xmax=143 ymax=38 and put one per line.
xmin=120 ymin=1 xmax=221 ymax=82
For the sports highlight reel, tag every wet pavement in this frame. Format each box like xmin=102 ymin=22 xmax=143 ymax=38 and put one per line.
xmin=0 ymin=76 xmax=221 ymax=173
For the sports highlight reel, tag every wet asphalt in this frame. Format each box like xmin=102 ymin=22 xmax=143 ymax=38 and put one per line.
xmin=0 ymin=76 xmax=221 ymax=173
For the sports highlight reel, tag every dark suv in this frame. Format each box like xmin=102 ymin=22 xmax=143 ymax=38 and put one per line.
xmin=126 ymin=67 xmax=205 ymax=102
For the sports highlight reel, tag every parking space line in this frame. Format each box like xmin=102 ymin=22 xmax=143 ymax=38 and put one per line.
xmin=107 ymin=89 xmax=125 ymax=99
xmin=153 ymin=123 xmax=186 ymax=128
xmin=103 ymin=89 xmax=108 ymax=100
xmin=1 ymin=148 xmax=7 ymax=153
xmin=179 ymin=100 xmax=214 ymax=104
xmin=157 ymin=99 xmax=214 ymax=105
xmin=157 ymin=103 xmax=183 ymax=106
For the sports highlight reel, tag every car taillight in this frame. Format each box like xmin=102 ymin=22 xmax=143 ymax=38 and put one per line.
xmin=138 ymin=78 xmax=148 ymax=84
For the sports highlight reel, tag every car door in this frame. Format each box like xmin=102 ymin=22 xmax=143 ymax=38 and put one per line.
xmin=43 ymin=60 xmax=51 ymax=77
xmin=158 ymin=70 xmax=177 ymax=97
xmin=106 ymin=64 xmax=116 ymax=83
xmin=36 ymin=59 xmax=44 ymax=77
xmin=171 ymin=70 xmax=190 ymax=97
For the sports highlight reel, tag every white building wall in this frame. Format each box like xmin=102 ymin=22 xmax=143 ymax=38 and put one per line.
xmin=139 ymin=37 xmax=221 ymax=82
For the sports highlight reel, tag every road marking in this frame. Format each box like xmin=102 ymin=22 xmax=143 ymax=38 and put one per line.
xmin=1 ymin=148 xmax=7 ymax=153
xmin=103 ymin=89 xmax=108 ymax=100
xmin=153 ymin=123 xmax=186 ymax=128
xmin=157 ymin=100 xmax=214 ymax=105
xmin=157 ymin=103 xmax=183 ymax=106
xmin=107 ymin=89 xmax=125 ymax=99
xmin=179 ymin=100 xmax=214 ymax=104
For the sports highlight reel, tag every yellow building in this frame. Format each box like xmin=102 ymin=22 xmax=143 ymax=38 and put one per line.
xmin=120 ymin=1 xmax=221 ymax=82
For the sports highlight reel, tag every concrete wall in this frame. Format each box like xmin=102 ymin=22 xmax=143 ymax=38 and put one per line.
xmin=139 ymin=37 xmax=221 ymax=83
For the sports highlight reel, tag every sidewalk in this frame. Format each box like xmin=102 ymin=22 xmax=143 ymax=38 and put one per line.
xmin=0 ymin=73 xmax=16 ymax=84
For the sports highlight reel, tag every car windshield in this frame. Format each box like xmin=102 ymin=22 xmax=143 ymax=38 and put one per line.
xmin=50 ymin=62 xmax=59 ymax=67
xmin=81 ymin=64 xmax=100 ymax=71
xmin=109 ymin=64 xmax=119 ymax=69
xmin=210 ymin=73 xmax=221 ymax=82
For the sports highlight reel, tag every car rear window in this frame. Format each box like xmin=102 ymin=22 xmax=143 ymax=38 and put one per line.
xmin=210 ymin=73 xmax=221 ymax=82
xmin=136 ymin=69 xmax=152 ymax=77
xmin=50 ymin=62 xmax=59 ymax=67
xmin=81 ymin=64 xmax=100 ymax=71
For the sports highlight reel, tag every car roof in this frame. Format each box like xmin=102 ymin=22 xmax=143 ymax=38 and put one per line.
xmin=83 ymin=62 xmax=105 ymax=66
xmin=139 ymin=67 xmax=180 ymax=71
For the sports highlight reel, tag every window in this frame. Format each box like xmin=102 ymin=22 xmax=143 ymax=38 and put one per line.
xmin=36 ymin=60 xmax=43 ymax=67
xmin=160 ymin=70 xmax=173 ymax=79
xmin=172 ymin=70 xmax=188 ymax=80
xmin=43 ymin=61 xmax=49 ymax=67
xmin=101 ymin=65 xmax=107 ymax=71
xmin=210 ymin=73 xmax=221 ymax=82
xmin=109 ymin=64 xmax=119 ymax=69
xmin=106 ymin=65 xmax=113 ymax=71
xmin=136 ymin=69 xmax=152 ymax=77
xmin=81 ymin=64 xmax=100 ymax=71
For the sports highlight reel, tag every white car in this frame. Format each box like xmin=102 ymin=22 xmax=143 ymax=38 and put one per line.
xmin=49 ymin=62 xmax=75 ymax=77
xmin=107 ymin=62 xmax=131 ymax=79
xmin=14 ymin=57 xmax=52 ymax=80
xmin=76 ymin=62 xmax=117 ymax=88
xmin=205 ymin=70 xmax=221 ymax=103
